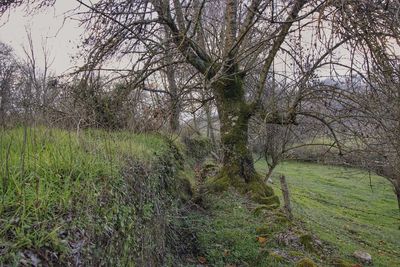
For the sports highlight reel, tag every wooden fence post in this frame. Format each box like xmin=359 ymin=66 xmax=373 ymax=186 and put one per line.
xmin=279 ymin=175 xmax=293 ymax=220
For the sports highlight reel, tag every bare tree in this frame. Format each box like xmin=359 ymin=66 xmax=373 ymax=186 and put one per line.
xmin=0 ymin=42 xmax=17 ymax=127
xmin=70 ymin=0 xmax=357 ymax=199
xmin=298 ymin=1 xmax=400 ymax=211
xmin=332 ymin=65 xmax=400 ymax=211
xmin=16 ymin=29 xmax=58 ymax=124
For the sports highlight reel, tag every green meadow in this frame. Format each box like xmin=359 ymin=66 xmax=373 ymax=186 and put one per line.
xmin=255 ymin=160 xmax=400 ymax=266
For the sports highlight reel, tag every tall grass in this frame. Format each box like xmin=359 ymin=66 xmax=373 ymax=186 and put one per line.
xmin=0 ymin=127 xmax=168 ymax=263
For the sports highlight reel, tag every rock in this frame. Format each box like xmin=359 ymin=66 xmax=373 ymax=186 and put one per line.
xmin=353 ymin=250 xmax=372 ymax=265
xmin=276 ymin=231 xmax=299 ymax=247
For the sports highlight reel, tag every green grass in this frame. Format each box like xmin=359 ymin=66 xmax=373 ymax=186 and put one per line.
xmin=188 ymin=188 xmax=335 ymax=266
xmin=188 ymin=190 xmax=276 ymax=266
xmin=255 ymin=160 xmax=400 ymax=266
xmin=0 ymin=127 xmax=169 ymax=265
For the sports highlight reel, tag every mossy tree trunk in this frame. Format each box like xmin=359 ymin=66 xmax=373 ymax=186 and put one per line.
xmin=215 ymin=85 xmax=255 ymax=183
xmin=213 ymin=72 xmax=253 ymax=180
xmin=211 ymin=71 xmax=276 ymax=201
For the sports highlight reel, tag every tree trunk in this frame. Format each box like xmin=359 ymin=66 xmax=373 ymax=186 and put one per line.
xmin=205 ymin=100 xmax=216 ymax=148
xmin=164 ymin=26 xmax=180 ymax=133
xmin=211 ymin=72 xmax=276 ymax=201
xmin=265 ymin=166 xmax=276 ymax=183
xmin=167 ymin=72 xmax=180 ymax=132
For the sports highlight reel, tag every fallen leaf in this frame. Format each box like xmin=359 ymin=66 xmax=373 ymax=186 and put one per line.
xmin=257 ymin=236 xmax=267 ymax=244
xmin=198 ymin=256 xmax=207 ymax=264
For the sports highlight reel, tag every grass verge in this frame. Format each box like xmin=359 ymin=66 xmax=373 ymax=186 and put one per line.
xmin=0 ymin=127 xmax=189 ymax=265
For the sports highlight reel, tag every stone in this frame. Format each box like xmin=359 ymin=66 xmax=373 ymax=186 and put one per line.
xmin=353 ymin=250 xmax=372 ymax=265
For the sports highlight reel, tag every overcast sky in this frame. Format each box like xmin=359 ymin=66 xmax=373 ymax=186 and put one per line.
xmin=0 ymin=1 xmax=356 ymax=80
xmin=0 ymin=2 xmax=83 ymax=75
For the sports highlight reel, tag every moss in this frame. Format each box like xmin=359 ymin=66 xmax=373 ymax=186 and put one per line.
xmin=253 ymin=195 xmax=280 ymax=206
xmin=295 ymin=257 xmax=318 ymax=267
xmin=253 ymin=203 xmax=280 ymax=215
xmin=205 ymin=175 xmax=231 ymax=192
xmin=206 ymin=167 xmax=242 ymax=192
xmin=164 ymin=136 xmax=185 ymax=169
xmin=253 ymin=205 xmax=270 ymax=215
xmin=247 ymin=178 xmax=275 ymax=198
xmin=202 ymin=162 xmax=219 ymax=171
xmin=206 ymin=172 xmax=280 ymax=208
xmin=274 ymin=215 xmax=291 ymax=224
xmin=269 ymin=251 xmax=285 ymax=263
xmin=299 ymin=234 xmax=314 ymax=251
xmin=256 ymin=224 xmax=270 ymax=235
xmin=200 ymin=162 xmax=220 ymax=180
xmin=274 ymin=210 xmax=287 ymax=217
xmin=204 ymin=156 xmax=280 ymax=213
xmin=177 ymin=177 xmax=193 ymax=202
xmin=289 ymin=250 xmax=305 ymax=257
xmin=331 ymin=258 xmax=355 ymax=267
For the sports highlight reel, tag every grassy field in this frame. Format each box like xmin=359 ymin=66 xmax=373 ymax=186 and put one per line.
xmin=0 ymin=127 xmax=173 ymax=265
xmin=255 ymin=160 xmax=400 ymax=266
